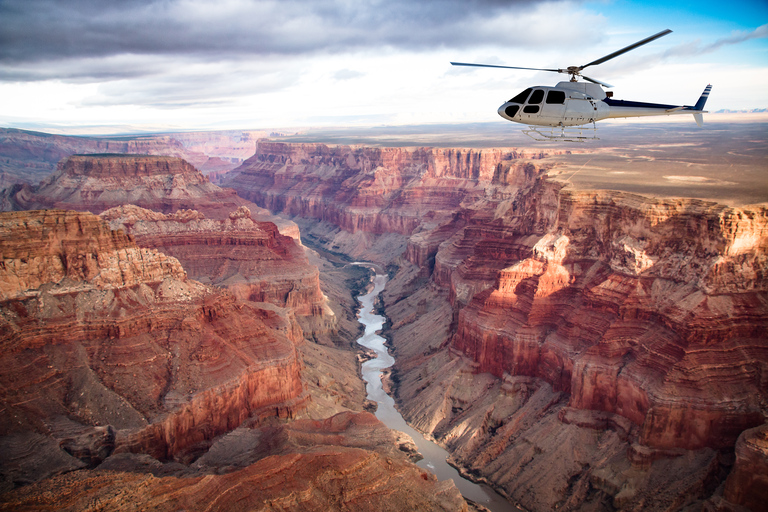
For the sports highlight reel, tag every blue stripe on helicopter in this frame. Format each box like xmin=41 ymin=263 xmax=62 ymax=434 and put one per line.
xmin=603 ymin=98 xmax=688 ymax=110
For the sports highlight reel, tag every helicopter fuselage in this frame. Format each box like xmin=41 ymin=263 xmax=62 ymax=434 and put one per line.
xmin=498 ymin=81 xmax=707 ymax=127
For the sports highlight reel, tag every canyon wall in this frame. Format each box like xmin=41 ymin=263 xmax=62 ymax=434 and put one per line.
xmin=2 ymin=154 xmax=268 ymax=222
xmin=223 ymin=141 xmax=551 ymax=262
xmin=100 ymin=204 xmax=334 ymax=340
xmin=0 ymin=411 xmax=466 ymax=512
xmin=0 ymin=209 xmax=466 ymax=511
xmin=225 ymin=140 xmax=768 ymax=511
xmin=0 ymin=210 xmax=305 ymax=475
xmin=0 ymin=154 xmax=343 ymax=336
xmin=0 ymin=128 xmax=251 ymax=189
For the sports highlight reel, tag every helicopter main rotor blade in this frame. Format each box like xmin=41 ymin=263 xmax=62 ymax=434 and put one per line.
xmin=580 ymin=29 xmax=672 ymax=70
xmin=581 ymin=75 xmax=613 ymax=88
xmin=450 ymin=62 xmax=559 ymax=72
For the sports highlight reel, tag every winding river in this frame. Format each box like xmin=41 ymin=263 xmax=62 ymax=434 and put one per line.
xmin=355 ymin=270 xmax=519 ymax=512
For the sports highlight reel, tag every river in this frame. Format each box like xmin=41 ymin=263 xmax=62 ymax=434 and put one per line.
xmin=355 ymin=271 xmax=519 ymax=512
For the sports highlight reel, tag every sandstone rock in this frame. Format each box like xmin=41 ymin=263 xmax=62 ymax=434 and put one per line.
xmin=723 ymin=423 xmax=768 ymax=511
xmin=1 ymin=153 xmax=299 ymax=237
xmin=0 ymin=127 xmax=250 ymax=188
xmin=100 ymin=204 xmax=334 ymax=340
xmin=223 ymin=141 xmax=554 ymax=262
xmin=226 ymin=140 xmax=768 ymax=510
xmin=0 ymin=210 xmax=305 ymax=485
xmin=0 ymin=412 xmax=468 ymax=512
xmin=449 ymin=186 xmax=768 ymax=451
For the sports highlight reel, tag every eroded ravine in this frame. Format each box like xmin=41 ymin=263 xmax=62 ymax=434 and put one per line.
xmin=355 ymin=270 xmax=519 ymax=512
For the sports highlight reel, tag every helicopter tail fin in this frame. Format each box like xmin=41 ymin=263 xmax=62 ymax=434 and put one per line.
xmin=693 ymin=113 xmax=704 ymax=127
xmin=693 ymin=84 xmax=712 ymax=111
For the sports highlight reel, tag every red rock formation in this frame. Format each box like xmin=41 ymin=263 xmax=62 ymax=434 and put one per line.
xmin=1 ymin=154 xmax=300 ymax=241
xmin=0 ymin=127 xmax=250 ymax=188
xmin=0 ymin=210 xmax=305 ymax=485
xmin=0 ymin=412 xmax=467 ymax=512
xmin=100 ymin=204 xmax=334 ymax=338
xmin=6 ymin=155 xmax=246 ymax=219
xmin=223 ymin=142 xmax=550 ymax=254
xmin=450 ymin=187 xmax=768 ymax=451
xmin=222 ymin=140 xmax=768 ymax=510
xmin=722 ymin=422 xmax=768 ymax=510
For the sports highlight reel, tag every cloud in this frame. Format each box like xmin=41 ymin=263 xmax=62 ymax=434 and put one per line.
xmin=333 ymin=69 xmax=365 ymax=81
xmin=0 ymin=0 xmax=580 ymax=76
xmin=593 ymin=24 xmax=768 ymax=79
xmin=659 ymin=24 xmax=768 ymax=58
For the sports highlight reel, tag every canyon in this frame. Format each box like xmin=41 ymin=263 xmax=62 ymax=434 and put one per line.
xmin=0 ymin=128 xmax=270 ymax=189
xmin=0 ymin=131 xmax=765 ymax=511
xmin=223 ymin=140 xmax=768 ymax=511
xmin=0 ymin=155 xmax=470 ymax=510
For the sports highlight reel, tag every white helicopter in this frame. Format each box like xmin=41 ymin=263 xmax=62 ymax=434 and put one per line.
xmin=451 ymin=29 xmax=711 ymax=141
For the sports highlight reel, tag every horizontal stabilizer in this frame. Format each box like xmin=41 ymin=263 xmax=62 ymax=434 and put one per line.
xmin=666 ymin=106 xmax=684 ymax=112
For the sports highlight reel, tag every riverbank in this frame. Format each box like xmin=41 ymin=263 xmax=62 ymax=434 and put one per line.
xmin=354 ymin=271 xmax=520 ymax=512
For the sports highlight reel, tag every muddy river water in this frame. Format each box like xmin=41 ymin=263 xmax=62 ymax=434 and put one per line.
xmin=355 ymin=271 xmax=519 ymax=512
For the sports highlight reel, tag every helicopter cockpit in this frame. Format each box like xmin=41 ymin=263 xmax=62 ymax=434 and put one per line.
xmin=503 ymin=87 xmax=568 ymax=119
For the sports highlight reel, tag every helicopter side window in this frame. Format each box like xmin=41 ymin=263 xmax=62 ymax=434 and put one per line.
xmin=546 ymin=90 xmax=566 ymax=104
xmin=523 ymin=105 xmax=540 ymax=114
xmin=508 ymin=88 xmax=532 ymax=104
xmin=528 ymin=89 xmax=544 ymax=104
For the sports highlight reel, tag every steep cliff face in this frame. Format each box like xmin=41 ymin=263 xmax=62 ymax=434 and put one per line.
xmin=389 ymin=182 xmax=768 ymax=510
xmin=223 ymin=140 xmax=768 ymax=511
xmin=0 ymin=210 xmax=306 ymax=488
xmin=0 ymin=207 xmax=469 ymax=510
xmin=451 ymin=186 xmax=768 ymax=450
xmin=100 ymin=204 xmax=334 ymax=340
xmin=0 ymin=128 xmax=247 ymax=188
xmin=1 ymin=154 xmax=299 ymax=240
xmin=223 ymin=141 xmax=550 ymax=261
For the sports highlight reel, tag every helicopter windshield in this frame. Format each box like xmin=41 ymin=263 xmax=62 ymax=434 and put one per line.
xmin=508 ymin=88 xmax=532 ymax=104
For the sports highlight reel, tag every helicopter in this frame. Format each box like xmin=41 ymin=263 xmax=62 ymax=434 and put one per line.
xmin=451 ymin=29 xmax=711 ymax=141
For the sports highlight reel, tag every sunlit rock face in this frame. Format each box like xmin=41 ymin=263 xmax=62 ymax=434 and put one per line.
xmin=0 ymin=210 xmax=306 ymax=489
xmin=225 ymin=140 xmax=768 ymax=510
xmin=100 ymin=205 xmax=335 ymax=341
xmin=392 ymin=182 xmax=767 ymax=510
xmin=450 ymin=186 xmax=768 ymax=451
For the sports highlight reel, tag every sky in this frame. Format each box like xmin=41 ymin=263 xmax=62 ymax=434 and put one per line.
xmin=0 ymin=0 xmax=766 ymax=134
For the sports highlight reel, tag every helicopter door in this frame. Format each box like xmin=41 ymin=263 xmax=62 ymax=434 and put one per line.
xmin=540 ymin=90 xmax=567 ymax=125
xmin=562 ymin=95 xmax=596 ymax=126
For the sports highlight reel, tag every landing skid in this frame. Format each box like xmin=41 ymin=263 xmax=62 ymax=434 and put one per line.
xmin=522 ymin=124 xmax=599 ymax=142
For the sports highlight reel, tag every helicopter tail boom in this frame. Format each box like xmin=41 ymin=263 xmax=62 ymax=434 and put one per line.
xmin=604 ymin=84 xmax=712 ymax=125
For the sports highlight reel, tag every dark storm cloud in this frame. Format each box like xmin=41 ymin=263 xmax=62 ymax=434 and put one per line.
xmin=0 ymin=0 xmax=555 ymax=80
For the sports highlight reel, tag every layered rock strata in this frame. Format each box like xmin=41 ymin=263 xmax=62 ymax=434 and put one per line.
xmin=224 ymin=140 xmax=768 ymax=510
xmin=389 ymin=184 xmax=768 ymax=510
xmin=0 ymin=411 xmax=467 ymax=512
xmin=0 ymin=210 xmax=305 ymax=488
xmin=223 ymin=141 xmax=552 ymax=262
xmin=100 ymin=204 xmax=334 ymax=340
xmin=1 ymin=154 xmax=298 ymax=238
xmin=0 ymin=127 xmax=250 ymax=188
